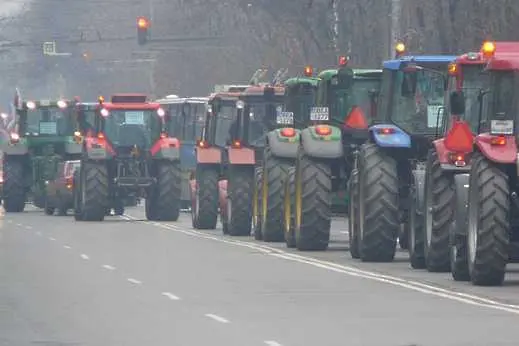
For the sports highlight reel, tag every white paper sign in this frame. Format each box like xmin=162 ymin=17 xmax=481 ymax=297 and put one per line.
xmin=310 ymin=107 xmax=329 ymax=121
xmin=427 ymin=105 xmax=443 ymax=128
xmin=125 ymin=111 xmax=144 ymax=125
xmin=39 ymin=121 xmax=57 ymax=134
xmin=491 ymin=119 xmax=514 ymax=135
xmin=276 ymin=111 xmax=294 ymax=125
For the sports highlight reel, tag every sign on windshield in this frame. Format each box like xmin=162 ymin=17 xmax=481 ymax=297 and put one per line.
xmin=125 ymin=111 xmax=145 ymax=125
xmin=39 ymin=121 xmax=57 ymax=135
xmin=427 ymin=105 xmax=444 ymax=128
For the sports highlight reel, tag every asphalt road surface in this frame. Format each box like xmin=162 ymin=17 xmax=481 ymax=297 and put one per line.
xmin=2 ymin=205 xmax=519 ymax=346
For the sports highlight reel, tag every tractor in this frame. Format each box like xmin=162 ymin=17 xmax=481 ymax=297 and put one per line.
xmin=254 ymin=66 xmax=318 ymax=243
xmin=73 ymin=94 xmax=181 ymax=222
xmin=283 ymin=57 xmax=383 ymax=251
xmin=348 ymin=43 xmax=456 ymax=262
xmin=0 ymin=92 xmax=82 ymax=213
xmin=157 ymin=95 xmax=208 ymax=210
xmin=407 ymin=44 xmax=492 ymax=275
xmin=455 ymin=41 xmax=519 ymax=286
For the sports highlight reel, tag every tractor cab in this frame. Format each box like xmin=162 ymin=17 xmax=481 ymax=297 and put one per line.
xmin=75 ymin=102 xmax=99 ymax=137
xmin=282 ymin=66 xmax=319 ymax=130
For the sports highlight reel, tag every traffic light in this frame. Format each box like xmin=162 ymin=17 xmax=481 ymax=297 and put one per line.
xmin=137 ymin=16 xmax=150 ymax=45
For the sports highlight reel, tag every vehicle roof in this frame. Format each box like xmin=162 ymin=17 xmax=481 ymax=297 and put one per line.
xmin=485 ymin=42 xmax=519 ymax=71
xmin=456 ymin=52 xmax=488 ymax=65
xmin=284 ymin=77 xmax=319 ymax=87
xmin=242 ymin=85 xmax=285 ymax=96
xmin=102 ymin=102 xmax=160 ymax=110
xmin=383 ymin=55 xmax=457 ymax=70
xmin=208 ymin=92 xmax=242 ymax=102
xmin=317 ymin=68 xmax=383 ymax=80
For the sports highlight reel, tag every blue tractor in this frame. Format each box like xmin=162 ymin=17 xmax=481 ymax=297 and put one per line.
xmin=348 ymin=43 xmax=456 ymax=262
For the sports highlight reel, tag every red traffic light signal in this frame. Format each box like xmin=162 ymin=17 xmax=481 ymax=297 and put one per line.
xmin=137 ymin=16 xmax=150 ymax=45
xmin=137 ymin=17 xmax=150 ymax=29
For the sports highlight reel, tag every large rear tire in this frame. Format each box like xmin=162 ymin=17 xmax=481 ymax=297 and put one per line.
xmin=409 ymin=170 xmax=426 ymax=269
xmin=146 ymin=161 xmax=181 ymax=221
xmin=80 ymin=162 xmax=109 ymax=222
xmin=227 ymin=166 xmax=254 ymax=236
xmin=450 ymin=173 xmax=470 ymax=281
xmin=3 ymin=158 xmax=26 ymax=213
xmin=358 ymin=144 xmax=399 ymax=262
xmin=282 ymin=167 xmax=296 ymax=248
xmin=294 ymin=149 xmax=331 ymax=251
xmin=467 ymin=154 xmax=509 ymax=286
xmin=192 ymin=167 xmax=218 ymax=229
xmin=261 ymin=147 xmax=292 ymax=242
xmin=348 ymin=169 xmax=360 ymax=259
xmin=253 ymin=167 xmax=263 ymax=240
xmin=73 ymin=170 xmax=84 ymax=221
xmin=424 ymin=151 xmax=453 ymax=272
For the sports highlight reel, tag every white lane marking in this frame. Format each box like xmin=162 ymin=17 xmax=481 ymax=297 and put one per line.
xmin=63 ymin=245 xmax=71 ymax=249
xmin=102 ymin=265 xmax=116 ymax=270
xmin=162 ymin=292 xmax=181 ymax=300
xmin=122 ymin=214 xmax=519 ymax=316
xmin=36 ymin=231 xmax=42 ymax=236
xmin=49 ymin=237 xmax=56 ymax=241
xmin=80 ymin=254 xmax=90 ymax=260
xmin=127 ymin=278 xmax=142 ymax=285
xmin=205 ymin=314 xmax=229 ymax=324
xmin=15 ymin=223 xmax=22 ymax=226
xmin=339 ymin=231 xmax=348 ymax=234
xmin=265 ymin=341 xmax=283 ymax=346
xmin=25 ymin=226 xmax=32 ymax=230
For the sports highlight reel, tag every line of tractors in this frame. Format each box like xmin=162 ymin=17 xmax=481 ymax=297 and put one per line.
xmin=1 ymin=40 xmax=519 ymax=287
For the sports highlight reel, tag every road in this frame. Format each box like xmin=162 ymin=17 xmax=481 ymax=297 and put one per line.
xmin=1 ymin=205 xmax=519 ymax=346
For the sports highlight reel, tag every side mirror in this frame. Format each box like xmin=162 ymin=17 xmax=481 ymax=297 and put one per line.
xmin=449 ymin=91 xmax=465 ymax=115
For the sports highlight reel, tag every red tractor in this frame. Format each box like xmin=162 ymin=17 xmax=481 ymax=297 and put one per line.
xmin=408 ymin=45 xmax=492 ymax=274
xmin=73 ymin=94 xmax=182 ymax=221
xmin=454 ymin=41 xmax=519 ymax=286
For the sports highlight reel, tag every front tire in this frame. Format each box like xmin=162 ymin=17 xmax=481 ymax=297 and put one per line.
xmin=146 ymin=161 xmax=181 ymax=221
xmin=80 ymin=162 xmax=109 ymax=222
xmin=467 ymin=154 xmax=509 ymax=286
xmin=192 ymin=167 xmax=218 ymax=229
xmin=3 ymin=158 xmax=26 ymax=213
xmin=358 ymin=144 xmax=399 ymax=262
xmin=227 ymin=166 xmax=254 ymax=236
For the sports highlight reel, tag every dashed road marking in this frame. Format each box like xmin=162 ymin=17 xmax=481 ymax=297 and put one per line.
xmin=63 ymin=245 xmax=71 ymax=249
xmin=127 ymin=278 xmax=142 ymax=285
xmin=161 ymin=292 xmax=181 ymax=300
xmin=49 ymin=237 xmax=56 ymax=241
xmin=122 ymin=213 xmax=519 ymax=316
xmin=16 ymin=223 xmax=22 ymax=226
xmin=204 ymin=314 xmax=229 ymax=324
xmin=102 ymin=265 xmax=116 ymax=270
xmin=264 ymin=341 xmax=283 ymax=346
xmin=80 ymin=254 xmax=90 ymax=260
xmin=25 ymin=226 xmax=32 ymax=230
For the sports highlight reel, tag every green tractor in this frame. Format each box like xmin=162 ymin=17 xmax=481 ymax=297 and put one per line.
xmin=0 ymin=93 xmax=82 ymax=212
xmin=283 ymin=57 xmax=382 ymax=250
xmin=254 ymin=66 xmax=318 ymax=243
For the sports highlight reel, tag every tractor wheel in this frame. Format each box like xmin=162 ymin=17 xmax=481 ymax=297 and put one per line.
xmin=261 ymin=147 xmax=292 ymax=242
xmin=293 ymin=150 xmax=331 ymax=251
xmin=358 ymin=144 xmax=399 ymax=262
xmin=408 ymin=170 xmax=426 ymax=269
xmin=73 ymin=170 xmax=84 ymax=221
xmin=424 ymin=151 xmax=453 ymax=272
xmin=348 ymin=169 xmax=360 ymax=259
xmin=282 ymin=167 xmax=296 ymax=248
xmin=3 ymin=159 xmax=26 ymax=212
xmin=467 ymin=154 xmax=509 ymax=286
xmin=192 ymin=167 xmax=218 ymax=229
xmin=450 ymin=174 xmax=470 ymax=281
xmin=44 ymin=202 xmax=55 ymax=216
xmin=226 ymin=166 xmax=254 ymax=236
xmin=80 ymin=162 xmax=109 ymax=222
xmin=253 ymin=167 xmax=263 ymax=240
xmin=147 ymin=161 xmax=181 ymax=221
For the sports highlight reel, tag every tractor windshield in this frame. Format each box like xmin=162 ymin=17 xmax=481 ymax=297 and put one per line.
xmin=184 ymin=102 xmax=206 ymax=143
xmin=24 ymin=106 xmax=74 ymax=136
xmin=103 ymin=109 xmax=160 ymax=149
xmin=214 ymin=104 xmax=237 ymax=147
xmin=481 ymin=71 xmax=516 ymax=134
xmin=460 ymin=64 xmax=488 ymax=132
xmin=286 ymin=83 xmax=317 ymax=129
xmin=330 ymin=78 xmax=380 ymax=126
xmin=247 ymin=102 xmax=281 ymax=147
xmin=390 ymin=66 xmax=446 ymax=134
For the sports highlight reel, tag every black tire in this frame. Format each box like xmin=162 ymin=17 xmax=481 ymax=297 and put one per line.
xmin=424 ymin=151 xmax=453 ymax=272
xmin=450 ymin=173 xmax=470 ymax=281
xmin=408 ymin=170 xmax=426 ymax=269
xmin=226 ymin=166 xmax=254 ymax=236
xmin=3 ymin=158 xmax=26 ymax=212
xmin=294 ymin=149 xmax=331 ymax=251
xmin=282 ymin=167 xmax=296 ymax=248
xmin=348 ymin=169 xmax=360 ymax=259
xmin=261 ymin=147 xmax=292 ymax=242
xmin=253 ymin=167 xmax=263 ymax=240
xmin=146 ymin=161 xmax=181 ymax=221
xmin=192 ymin=167 xmax=218 ymax=229
xmin=467 ymin=154 xmax=509 ymax=286
xmin=44 ymin=204 xmax=55 ymax=215
xmin=80 ymin=162 xmax=109 ymax=222
xmin=358 ymin=144 xmax=399 ymax=262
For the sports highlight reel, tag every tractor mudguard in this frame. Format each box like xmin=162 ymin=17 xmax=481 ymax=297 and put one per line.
xmin=218 ymin=179 xmax=227 ymax=216
xmin=196 ymin=147 xmax=221 ymax=164
xmin=84 ymin=137 xmax=114 ymax=160
xmin=433 ymin=138 xmax=471 ymax=172
xmin=228 ymin=147 xmax=255 ymax=164
xmin=266 ymin=129 xmax=300 ymax=159
xmin=475 ymin=133 xmax=517 ymax=164
xmin=300 ymin=126 xmax=343 ymax=159
xmin=369 ymin=124 xmax=411 ymax=148
xmin=65 ymin=142 xmax=82 ymax=155
xmin=150 ymin=137 xmax=181 ymax=160
xmin=1 ymin=142 xmax=28 ymax=155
